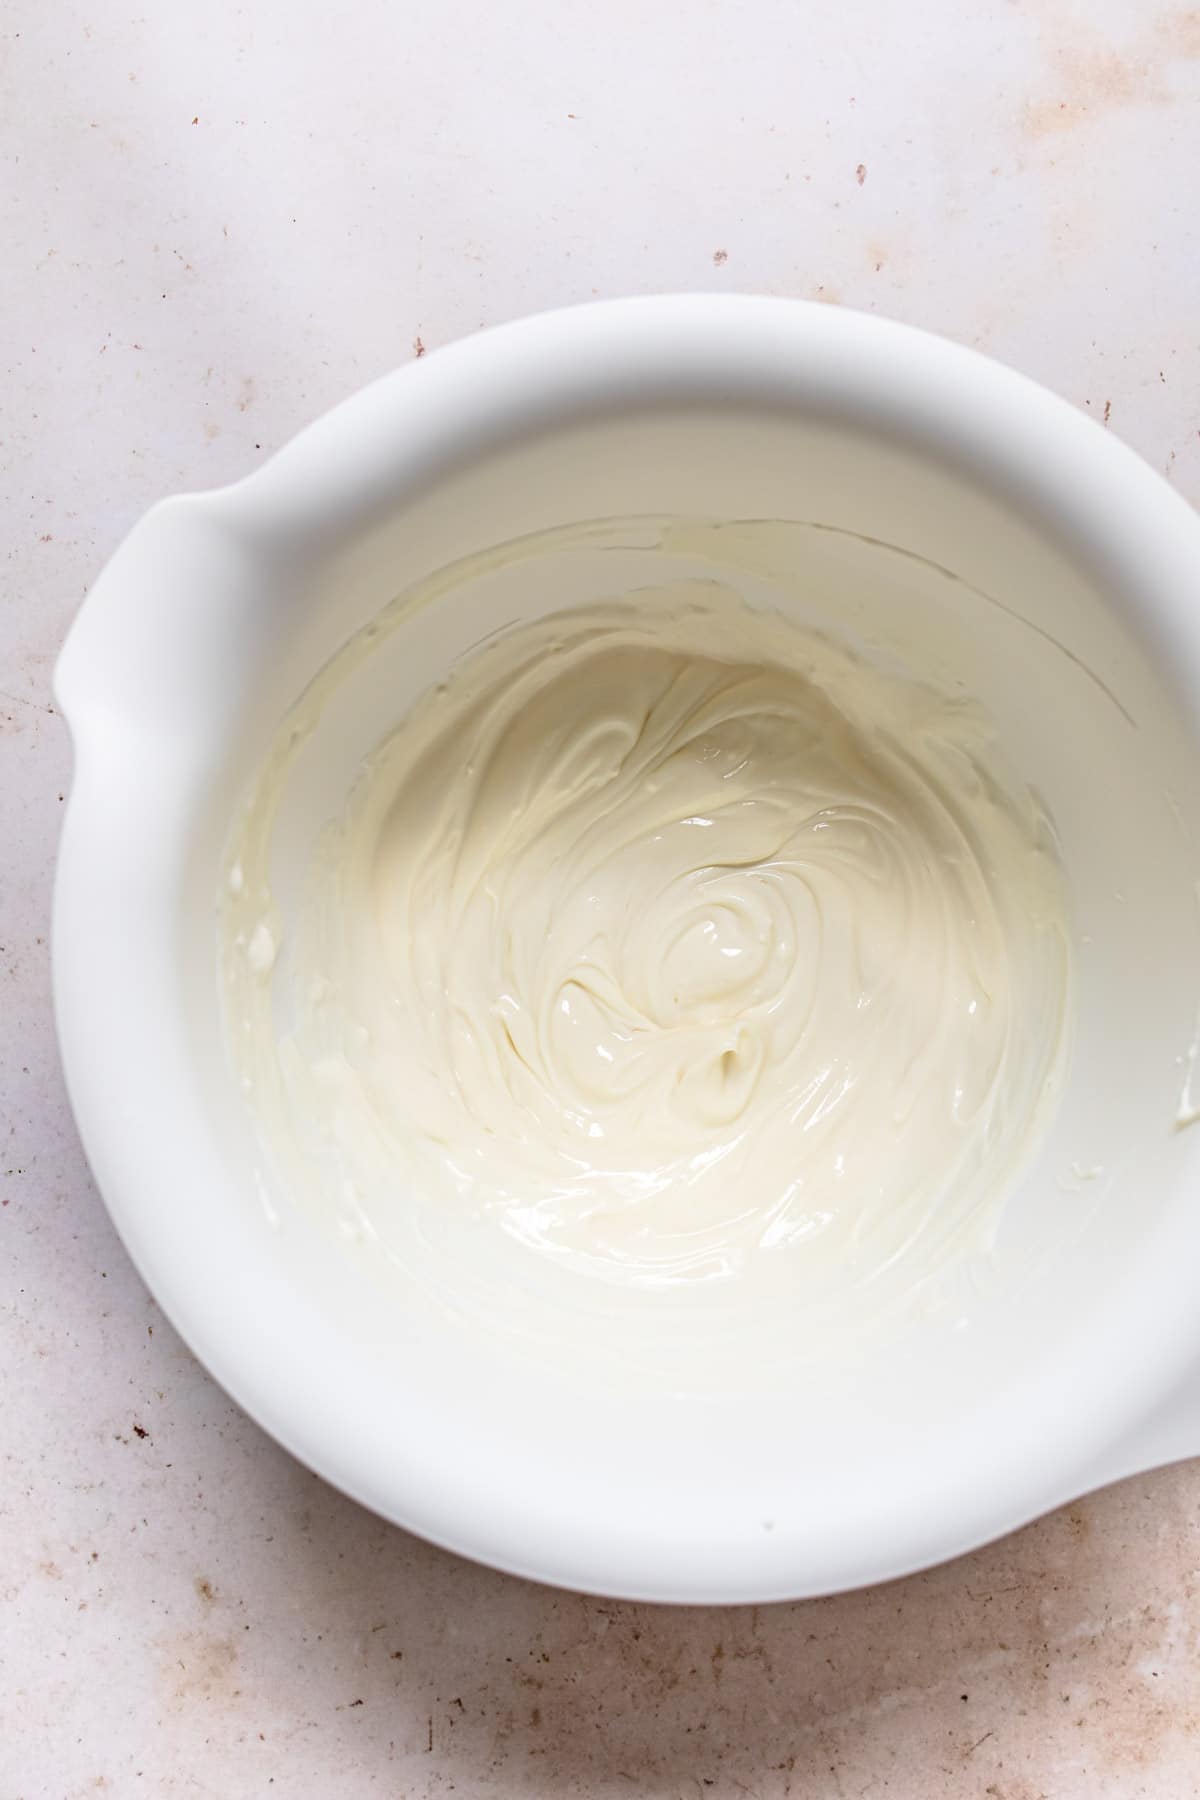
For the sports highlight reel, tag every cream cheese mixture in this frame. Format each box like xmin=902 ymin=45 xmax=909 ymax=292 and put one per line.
xmin=224 ymin=573 xmax=1072 ymax=1312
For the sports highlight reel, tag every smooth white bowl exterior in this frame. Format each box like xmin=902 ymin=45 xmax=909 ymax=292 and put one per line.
xmin=54 ymin=296 xmax=1200 ymax=1602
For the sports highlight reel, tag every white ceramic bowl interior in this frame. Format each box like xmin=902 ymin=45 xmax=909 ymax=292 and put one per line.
xmin=54 ymin=297 xmax=1200 ymax=1601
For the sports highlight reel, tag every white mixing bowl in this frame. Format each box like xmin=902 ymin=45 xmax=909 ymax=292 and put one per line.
xmin=54 ymin=296 xmax=1200 ymax=1602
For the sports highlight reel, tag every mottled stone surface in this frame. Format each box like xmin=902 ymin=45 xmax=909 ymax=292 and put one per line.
xmin=4 ymin=0 xmax=1200 ymax=1791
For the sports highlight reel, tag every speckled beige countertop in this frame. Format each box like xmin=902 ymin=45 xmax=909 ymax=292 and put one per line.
xmin=4 ymin=2 xmax=1200 ymax=1794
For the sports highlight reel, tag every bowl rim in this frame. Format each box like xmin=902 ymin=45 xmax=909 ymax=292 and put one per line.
xmin=53 ymin=293 xmax=1200 ymax=1601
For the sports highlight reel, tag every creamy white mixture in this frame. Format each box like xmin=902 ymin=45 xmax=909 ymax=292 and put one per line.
xmin=224 ymin=577 xmax=1072 ymax=1307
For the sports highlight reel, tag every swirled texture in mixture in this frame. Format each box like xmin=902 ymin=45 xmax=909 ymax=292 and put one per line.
xmin=238 ymin=583 xmax=1071 ymax=1299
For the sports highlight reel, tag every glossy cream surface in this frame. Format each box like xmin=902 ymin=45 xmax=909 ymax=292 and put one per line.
xmin=224 ymin=571 xmax=1072 ymax=1318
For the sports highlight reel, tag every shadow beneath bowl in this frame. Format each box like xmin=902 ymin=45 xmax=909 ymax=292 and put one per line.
xmin=232 ymin=1441 xmax=1199 ymax=1796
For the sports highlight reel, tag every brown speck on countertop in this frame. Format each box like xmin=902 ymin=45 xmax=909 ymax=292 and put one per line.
xmin=712 ymin=248 xmax=728 ymax=266
xmin=1021 ymin=35 xmax=1170 ymax=140
xmin=194 ymin=1577 xmax=215 ymax=1603
xmin=413 ymin=337 xmax=426 ymax=358
xmin=132 ymin=1423 xmax=148 ymax=1439
xmin=856 ymin=162 xmax=867 ymax=184
xmin=1103 ymin=398 xmax=1112 ymax=425
xmin=191 ymin=116 xmax=198 ymax=125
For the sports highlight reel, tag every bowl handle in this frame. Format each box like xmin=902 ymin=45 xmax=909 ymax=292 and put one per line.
xmin=54 ymin=494 xmax=271 ymax=744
